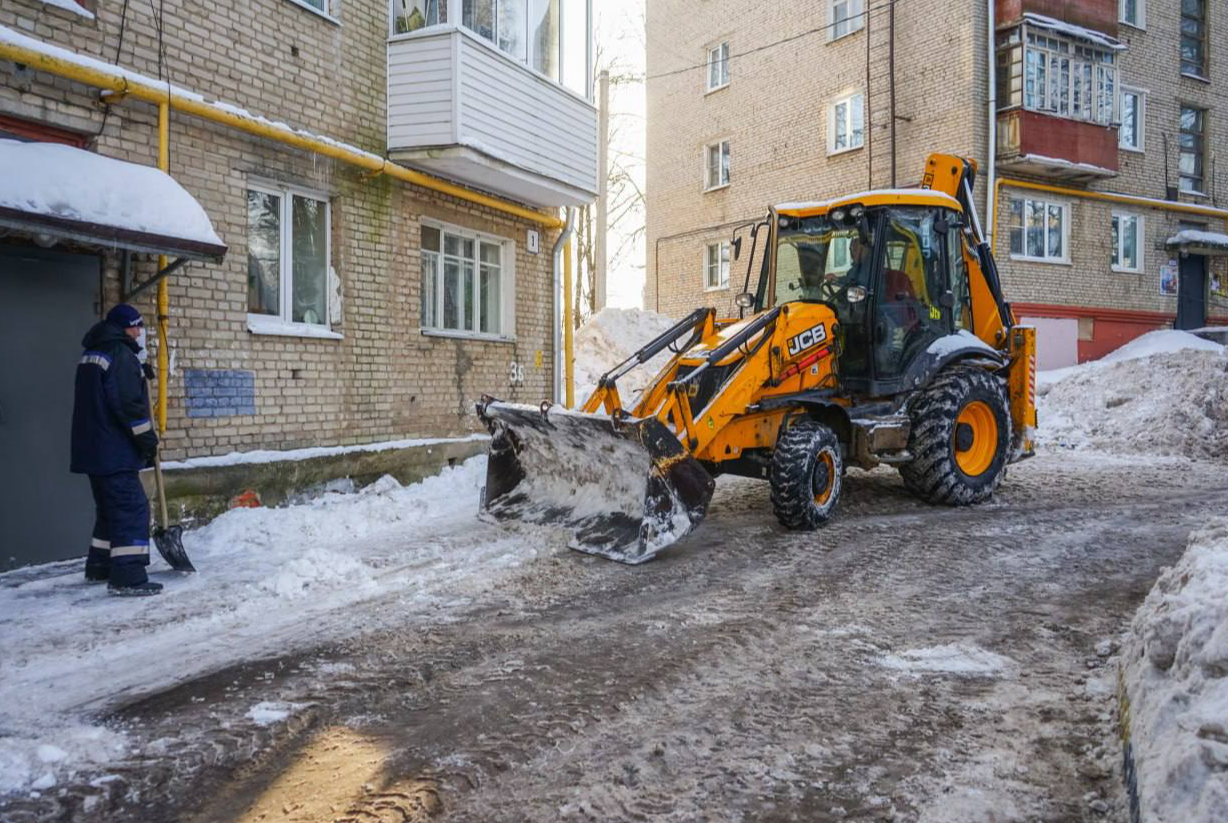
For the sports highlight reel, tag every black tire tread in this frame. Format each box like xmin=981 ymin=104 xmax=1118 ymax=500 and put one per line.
xmin=899 ymin=366 xmax=1010 ymax=506
xmin=770 ymin=421 xmax=843 ymax=530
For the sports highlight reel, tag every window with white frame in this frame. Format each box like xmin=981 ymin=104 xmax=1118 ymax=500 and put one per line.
xmin=1111 ymin=213 xmax=1143 ymax=272
xmin=1007 ymin=197 xmax=1068 ymax=262
xmin=828 ymin=93 xmax=864 ymax=154
xmin=705 ymin=140 xmax=730 ymax=190
xmin=705 ymin=242 xmax=730 ymax=290
xmin=392 ymin=0 xmax=445 ymax=33
xmin=420 ymin=222 xmax=514 ymax=337
xmin=828 ymin=0 xmax=865 ymax=41
xmin=1180 ymin=0 xmax=1207 ymax=79
xmin=706 ymin=42 xmax=730 ymax=92
xmin=995 ymin=28 xmax=1118 ymax=125
xmin=1120 ymin=0 xmax=1145 ymax=29
xmin=1119 ymin=87 xmax=1144 ymax=151
xmin=247 ymin=184 xmax=331 ymax=329
xmin=293 ymin=0 xmax=337 ymax=18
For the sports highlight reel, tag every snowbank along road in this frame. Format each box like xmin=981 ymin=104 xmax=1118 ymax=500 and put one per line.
xmin=2 ymin=320 xmax=1226 ymax=822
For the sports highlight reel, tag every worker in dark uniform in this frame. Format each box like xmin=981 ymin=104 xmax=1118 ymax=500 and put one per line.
xmin=71 ymin=304 xmax=162 ymax=596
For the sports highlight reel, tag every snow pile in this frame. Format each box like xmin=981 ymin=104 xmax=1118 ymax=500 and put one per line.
xmin=37 ymin=0 xmax=94 ymax=18
xmin=0 ymin=457 xmax=546 ymax=796
xmin=574 ymin=307 xmax=679 ymax=405
xmin=246 ymin=702 xmax=305 ymax=727
xmin=1120 ymin=519 xmax=1228 ymax=823
xmin=1038 ymin=334 xmax=1228 ymax=462
xmin=0 ymin=140 xmax=224 ymax=247
xmin=878 ymin=644 xmax=1014 ymax=676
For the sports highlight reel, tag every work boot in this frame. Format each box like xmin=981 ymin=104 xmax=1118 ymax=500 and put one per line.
xmin=85 ymin=568 xmax=110 ymax=584
xmin=107 ymin=580 xmax=163 ymax=597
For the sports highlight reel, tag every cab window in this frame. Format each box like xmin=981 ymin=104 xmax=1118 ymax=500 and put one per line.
xmin=874 ymin=207 xmax=950 ymax=376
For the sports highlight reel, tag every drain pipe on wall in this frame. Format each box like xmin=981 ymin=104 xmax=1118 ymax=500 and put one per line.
xmin=985 ymin=0 xmax=997 ymax=246
xmin=552 ymin=208 xmax=576 ymax=405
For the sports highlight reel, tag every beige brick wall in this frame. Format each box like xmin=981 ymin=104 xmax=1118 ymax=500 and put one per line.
xmin=1 ymin=0 xmax=559 ymax=460
xmin=647 ymin=0 xmax=1228 ymax=323
xmin=646 ymin=0 xmax=987 ymax=318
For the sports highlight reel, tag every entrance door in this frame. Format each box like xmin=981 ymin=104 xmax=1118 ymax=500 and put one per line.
xmin=0 ymin=247 xmax=101 ymax=571
xmin=1176 ymin=254 xmax=1207 ymax=330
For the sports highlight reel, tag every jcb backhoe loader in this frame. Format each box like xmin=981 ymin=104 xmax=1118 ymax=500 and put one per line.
xmin=477 ymin=154 xmax=1038 ymax=563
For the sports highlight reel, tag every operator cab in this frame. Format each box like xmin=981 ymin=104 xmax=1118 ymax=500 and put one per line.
xmin=736 ymin=190 xmax=975 ymax=396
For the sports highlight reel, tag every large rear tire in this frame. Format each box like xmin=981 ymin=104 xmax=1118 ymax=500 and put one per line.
xmin=899 ymin=365 xmax=1010 ymax=505
xmin=770 ymin=420 xmax=843 ymax=530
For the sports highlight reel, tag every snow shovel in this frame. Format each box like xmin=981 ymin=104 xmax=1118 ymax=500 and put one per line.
xmin=475 ymin=398 xmax=715 ymax=564
xmin=146 ymin=385 xmax=196 ymax=572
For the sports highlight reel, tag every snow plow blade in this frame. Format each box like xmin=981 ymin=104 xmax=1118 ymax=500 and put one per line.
xmin=476 ymin=399 xmax=715 ymax=564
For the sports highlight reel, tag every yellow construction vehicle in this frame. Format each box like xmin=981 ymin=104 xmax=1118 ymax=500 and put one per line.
xmin=477 ymin=154 xmax=1037 ymax=563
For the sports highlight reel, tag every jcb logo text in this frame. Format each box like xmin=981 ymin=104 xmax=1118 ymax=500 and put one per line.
xmin=787 ymin=323 xmax=827 ymax=357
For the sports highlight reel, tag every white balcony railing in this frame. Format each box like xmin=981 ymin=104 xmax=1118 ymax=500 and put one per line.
xmin=387 ymin=25 xmax=598 ymax=208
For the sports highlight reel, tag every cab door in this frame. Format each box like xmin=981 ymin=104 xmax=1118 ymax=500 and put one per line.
xmin=872 ymin=207 xmax=955 ymax=380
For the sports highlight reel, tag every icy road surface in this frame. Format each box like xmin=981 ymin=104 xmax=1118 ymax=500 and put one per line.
xmin=4 ymin=452 xmax=1227 ymax=822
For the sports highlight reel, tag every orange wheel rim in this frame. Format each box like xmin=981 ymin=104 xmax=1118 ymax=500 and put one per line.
xmin=813 ymin=451 xmax=836 ymax=505
xmin=954 ymin=400 xmax=998 ymax=476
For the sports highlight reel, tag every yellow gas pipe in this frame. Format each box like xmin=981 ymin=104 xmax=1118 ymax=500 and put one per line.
xmin=156 ymin=100 xmax=169 ymax=433
xmin=991 ymin=177 xmax=1228 ymax=256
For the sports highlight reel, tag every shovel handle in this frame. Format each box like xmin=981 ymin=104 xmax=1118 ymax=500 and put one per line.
xmin=145 ymin=381 xmax=170 ymax=529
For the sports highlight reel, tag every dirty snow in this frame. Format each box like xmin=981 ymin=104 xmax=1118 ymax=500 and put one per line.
xmin=574 ymin=307 xmax=680 ymax=406
xmin=878 ymin=644 xmax=1014 ymax=676
xmin=1121 ymin=519 xmax=1228 ymax=823
xmin=1037 ymin=333 xmax=1228 ymax=462
xmin=246 ymin=701 xmax=305 ymax=727
xmin=0 ymin=457 xmax=546 ymax=796
xmin=0 ymin=140 xmax=223 ymax=247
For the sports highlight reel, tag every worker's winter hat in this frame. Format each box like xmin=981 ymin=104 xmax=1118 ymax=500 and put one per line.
xmin=105 ymin=304 xmax=144 ymax=329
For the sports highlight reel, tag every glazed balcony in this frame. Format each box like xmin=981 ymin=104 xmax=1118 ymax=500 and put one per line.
xmin=386 ymin=17 xmax=598 ymax=208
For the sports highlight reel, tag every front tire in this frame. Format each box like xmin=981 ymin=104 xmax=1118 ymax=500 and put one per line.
xmin=770 ymin=420 xmax=843 ymax=530
xmin=899 ymin=365 xmax=1010 ymax=505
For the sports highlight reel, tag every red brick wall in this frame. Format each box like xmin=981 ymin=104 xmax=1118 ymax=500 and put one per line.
xmin=996 ymin=0 xmax=1117 ymax=35
xmin=1014 ymin=111 xmax=1119 ymax=172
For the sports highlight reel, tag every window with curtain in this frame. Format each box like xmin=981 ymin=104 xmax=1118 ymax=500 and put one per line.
xmin=707 ymin=42 xmax=729 ymax=91
xmin=705 ymin=242 xmax=730 ymax=290
xmin=1179 ymin=105 xmax=1206 ymax=193
xmin=1119 ymin=87 xmax=1144 ymax=151
xmin=705 ymin=141 xmax=730 ymax=190
xmin=1008 ymin=197 xmax=1067 ymax=262
xmin=421 ymin=221 xmax=512 ymax=336
xmin=392 ymin=0 xmax=445 ymax=33
xmin=1112 ymin=213 xmax=1143 ymax=272
xmin=829 ymin=0 xmax=865 ymax=41
xmin=247 ymin=185 xmax=330 ymax=327
xmin=829 ymin=93 xmax=864 ymax=153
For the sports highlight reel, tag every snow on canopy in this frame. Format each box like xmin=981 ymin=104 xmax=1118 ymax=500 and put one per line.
xmin=0 ymin=139 xmax=223 ymax=247
xmin=1022 ymin=12 xmax=1126 ymax=51
xmin=1166 ymin=229 xmax=1228 ymax=250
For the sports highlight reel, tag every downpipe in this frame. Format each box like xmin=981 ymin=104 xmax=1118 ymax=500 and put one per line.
xmin=985 ymin=0 xmax=997 ymax=247
xmin=552 ymin=208 xmax=576 ymax=404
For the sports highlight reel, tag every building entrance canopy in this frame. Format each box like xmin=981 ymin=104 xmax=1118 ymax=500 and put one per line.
xmin=0 ymin=139 xmax=227 ymax=263
xmin=1166 ymin=229 xmax=1228 ymax=256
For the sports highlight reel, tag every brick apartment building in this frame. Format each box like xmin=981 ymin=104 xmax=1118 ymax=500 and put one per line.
xmin=646 ymin=0 xmax=1228 ymax=369
xmin=0 ymin=0 xmax=596 ymax=568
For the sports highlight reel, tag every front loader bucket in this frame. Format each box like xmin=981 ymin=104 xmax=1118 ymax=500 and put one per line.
xmin=476 ymin=400 xmax=715 ymax=564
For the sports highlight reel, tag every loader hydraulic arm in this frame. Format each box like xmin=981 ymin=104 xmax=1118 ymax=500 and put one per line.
xmin=582 ymin=307 xmax=716 ymax=415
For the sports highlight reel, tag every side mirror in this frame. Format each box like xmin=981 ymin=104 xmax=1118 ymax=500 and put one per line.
xmin=732 ymin=236 xmax=743 ymax=260
xmin=734 ymin=292 xmax=755 ymax=309
xmin=938 ymin=290 xmax=955 ymax=309
xmin=847 ymin=285 xmax=868 ymax=304
xmin=857 ymin=214 xmax=873 ymax=246
xmin=934 ymin=216 xmax=950 ymax=235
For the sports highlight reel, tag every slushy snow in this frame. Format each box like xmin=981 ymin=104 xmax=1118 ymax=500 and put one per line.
xmin=0 ymin=139 xmax=224 ymax=247
xmin=1121 ymin=519 xmax=1228 ymax=823
xmin=0 ymin=457 xmax=544 ymax=796
xmin=878 ymin=644 xmax=1014 ymax=676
